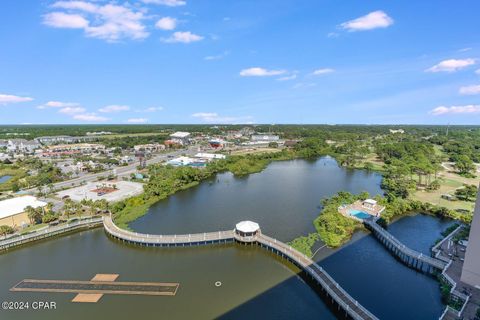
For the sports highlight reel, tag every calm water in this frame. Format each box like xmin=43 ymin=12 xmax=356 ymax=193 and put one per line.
xmin=320 ymin=214 xmax=454 ymax=320
xmin=131 ymin=157 xmax=383 ymax=241
xmin=0 ymin=158 xmax=453 ymax=319
xmin=0 ymin=175 xmax=11 ymax=184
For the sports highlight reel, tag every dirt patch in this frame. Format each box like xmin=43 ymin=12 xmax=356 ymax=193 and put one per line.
xmin=91 ymin=187 xmax=117 ymax=194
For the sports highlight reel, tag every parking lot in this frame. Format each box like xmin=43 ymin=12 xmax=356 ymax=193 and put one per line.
xmin=56 ymin=181 xmax=144 ymax=202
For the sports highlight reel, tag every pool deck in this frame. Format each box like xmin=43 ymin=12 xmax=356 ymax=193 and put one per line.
xmin=338 ymin=200 xmax=385 ymax=221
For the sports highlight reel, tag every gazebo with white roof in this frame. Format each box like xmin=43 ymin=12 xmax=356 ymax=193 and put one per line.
xmin=235 ymin=221 xmax=260 ymax=237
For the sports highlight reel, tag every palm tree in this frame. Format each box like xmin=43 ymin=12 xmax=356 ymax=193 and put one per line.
xmin=25 ymin=206 xmax=40 ymax=224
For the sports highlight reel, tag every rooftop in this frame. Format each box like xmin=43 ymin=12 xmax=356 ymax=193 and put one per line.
xmin=170 ymin=132 xmax=190 ymax=138
xmin=0 ymin=196 xmax=47 ymax=220
xmin=235 ymin=221 xmax=260 ymax=233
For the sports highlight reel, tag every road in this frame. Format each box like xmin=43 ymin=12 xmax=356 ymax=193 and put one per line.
xmin=28 ymin=146 xmax=199 ymax=194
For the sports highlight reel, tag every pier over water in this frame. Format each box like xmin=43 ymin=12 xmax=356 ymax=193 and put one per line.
xmin=103 ymin=215 xmax=379 ymax=320
xmin=364 ymin=218 xmax=447 ymax=273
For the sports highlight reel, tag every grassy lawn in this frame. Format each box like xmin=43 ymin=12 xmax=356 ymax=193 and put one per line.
xmin=228 ymin=147 xmax=281 ymax=156
xmin=19 ymin=223 xmax=48 ymax=234
xmin=354 ymin=153 xmax=386 ymax=172
xmin=412 ymin=189 xmax=475 ymax=211
xmin=410 ymin=163 xmax=479 ymax=212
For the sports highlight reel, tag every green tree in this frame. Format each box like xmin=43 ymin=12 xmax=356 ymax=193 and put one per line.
xmin=25 ymin=205 xmax=42 ymax=224
xmin=455 ymin=184 xmax=478 ymax=202
xmin=0 ymin=225 xmax=15 ymax=237
xmin=455 ymin=155 xmax=475 ymax=175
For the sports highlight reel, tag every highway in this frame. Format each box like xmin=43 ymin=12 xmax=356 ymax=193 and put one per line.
xmin=28 ymin=146 xmax=199 ymax=194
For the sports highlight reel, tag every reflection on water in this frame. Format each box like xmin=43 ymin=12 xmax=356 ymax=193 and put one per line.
xmin=131 ymin=157 xmax=383 ymax=241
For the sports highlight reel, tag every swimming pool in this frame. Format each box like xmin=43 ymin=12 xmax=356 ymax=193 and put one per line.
xmin=348 ymin=210 xmax=371 ymax=220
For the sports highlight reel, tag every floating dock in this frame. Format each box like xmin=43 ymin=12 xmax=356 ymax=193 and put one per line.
xmin=11 ymin=274 xmax=179 ymax=303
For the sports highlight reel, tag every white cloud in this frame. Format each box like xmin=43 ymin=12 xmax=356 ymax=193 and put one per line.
xmin=126 ymin=118 xmax=148 ymax=123
xmin=312 ymin=68 xmax=335 ymax=75
xmin=204 ymin=51 xmax=229 ymax=61
xmin=459 ymin=85 xmax=480 ymax=95
xmin=37 ymin=101 xmax=80 ymax=109
xmin=340 ymin=11 xmax=393 ymax=31
xmin=45 ymin=2 xmax=148 ymax=42
xmin=426 ymin=58 xmax=476 ymax=73
xmin=192 ymin=112 xmax=253 ymax=124
xmin=277 ymin=74 xmax=297 ymax=81
xmin=239 ymin=67 xmax=286 ymax=77
xmin=143 ymin=107 xmax=163 ymax=112
xmin=475 ymin=69 xmax=480 ymax=75
xmin=59 ymin=106 xmax=86 ymax=114
xmin=430 ymin=105 xmax=480 ymax=115
xmin=98 ymin=105 xmax=130 ymax=113
xmin=52 ymin=1 xmax=97 ymax=12
xmin=155 ymin=17 xmax=177 ymax=30
xmin=293 ymin=82 xmax=317 ymax=89
xmin=43 ymin=12 xmax=89 ymax=29
xmin=0 ymin=94 xmax=33 ymax=105
xmin=162 ymin=31 xmax=203 ymax=43
xmin=73 ymin=113 xmax=109 ymax=121
xmin=142 ymin=0 xmax=186 ymax=6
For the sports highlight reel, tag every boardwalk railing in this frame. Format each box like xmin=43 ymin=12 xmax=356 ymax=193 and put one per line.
xmin=256 ymin=233 xmax=378 ymax=320
xmin=432 ymin=224 xmax=463 ymax=256
xmin=364 ymin=219 xmax=447 ymax=271
xmin=103 ymin=215 xmax=235 ymax=246
xmin=0 ymin=216 xmax=103 ymax=251
xmin=104 ymin=215 xmax=379 ymax=320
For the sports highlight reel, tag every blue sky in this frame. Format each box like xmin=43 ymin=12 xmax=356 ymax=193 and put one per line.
xmin=0 ymin=0 xmax=479 ymax=124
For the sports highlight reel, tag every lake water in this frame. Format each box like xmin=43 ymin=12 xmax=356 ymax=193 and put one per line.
xmin=0 ymin=158 xmax=453 ymax=319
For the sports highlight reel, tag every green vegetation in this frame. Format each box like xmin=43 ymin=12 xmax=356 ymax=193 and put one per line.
xmin=0 ymin=158 xmax=66 ymax=193
xmin=0 ymin=225 xmax=14 ymax=237
xmin=101 ymin=134 xmax=168 ymax=149
xmin=441 ymin=223 xmax=460 ymax=237
xmin=288 ymin=233 xmax=320 ymax=257
xmin=455 ymin=184 xmax=478 ymax=201
xmin=439 ymin=278 xmax=452 ymax=304
xmin=313 ymin=192 xmax=367 ymax=247
xmin=376 ymin=140 xmax=442 ymax=199
xmin=0 ymin=166 xmax=26 ymax=192
xmin=290 ymin=188 xmax=471 ymax=254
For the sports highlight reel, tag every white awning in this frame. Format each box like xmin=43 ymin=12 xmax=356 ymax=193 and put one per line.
xmin=364 ymin=199 xmax=377 ymax=205
xmin=235 ymin=221 xmax=260 ymax=233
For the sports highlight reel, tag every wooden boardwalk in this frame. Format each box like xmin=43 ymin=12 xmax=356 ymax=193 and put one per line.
xmin=104 ymin=215 xmax=235 ymax=246
xmin=0 ymin=217 xmax=103 ymax=252
xmin=104 ymin=215 xmax=379 ymax=320
xmin=364 ymin=219 xmax=447 ymax=272
xmin=256 ymin=233 xmax=378 ymax=320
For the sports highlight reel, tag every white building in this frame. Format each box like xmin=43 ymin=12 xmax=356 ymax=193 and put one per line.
xmin=7 ymin=139 xmax=41 ymax=153
xmin=389 ymin=129 xmax=405 ymax=134
xmin=251 ymin=134 xmax=280 ymax=142
xmin=169 ymin=132 xmax=191 ymax=145
xmin=167 ymin=156 xmax=196 ymax=166
xmin=0 ymin=196 xmax=47 ymax=228
xmin=35 ymin=135 xmax=97 ymax=145
xmin=194 ymin=153 xmax=226 ymax=161
xmin=134 ymin=143 xmax=165 ymax=152
xmin=46 ymin=143 xmax=105 ymax=153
